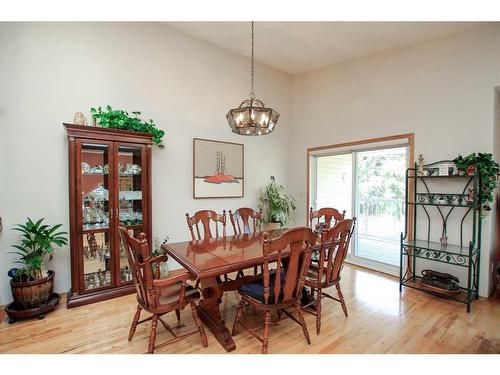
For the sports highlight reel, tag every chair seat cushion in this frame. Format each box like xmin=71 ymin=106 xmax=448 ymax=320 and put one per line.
xmin=305 ymin=266 xmax=328 ymax=285
xmin=238 ymin=269 xmax=285 ymax=304
xmin=158 ymin=283 xmax=200 ymax=306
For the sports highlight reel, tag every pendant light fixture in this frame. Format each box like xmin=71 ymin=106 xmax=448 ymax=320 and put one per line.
xmin=226 ymin=22 xmax=280 ymax=136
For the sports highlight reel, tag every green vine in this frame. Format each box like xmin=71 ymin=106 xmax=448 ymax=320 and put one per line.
xmin=453 ymin=152 xmax=499 ymax=212
xmin=90 ymin=105 xmax=165 ymax=148
xmin=258 ymin=176 xmax=296 ymax=227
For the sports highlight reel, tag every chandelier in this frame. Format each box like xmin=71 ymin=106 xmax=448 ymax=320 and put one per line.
xmin=226 ymin=22 xmax=280 ymax=136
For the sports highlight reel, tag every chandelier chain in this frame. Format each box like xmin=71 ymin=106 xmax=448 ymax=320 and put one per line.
xmin=250 ymin=21 xmax=255 ymax=98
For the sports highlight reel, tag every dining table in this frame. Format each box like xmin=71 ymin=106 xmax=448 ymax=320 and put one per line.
xmin=162 ymin=228 xmax=293 ymax=352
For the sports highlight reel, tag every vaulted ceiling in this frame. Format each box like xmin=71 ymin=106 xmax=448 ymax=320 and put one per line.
xmin=167 ymin=22 xmax=486 ymax=74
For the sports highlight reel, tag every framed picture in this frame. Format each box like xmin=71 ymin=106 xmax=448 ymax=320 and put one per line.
xmin=193 ymin=138 xmax=244 ymax=198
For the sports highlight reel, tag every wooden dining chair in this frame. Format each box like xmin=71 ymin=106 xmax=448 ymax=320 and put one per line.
xmin=229 ymin=207 xmax=263 ymax=235
xmin=118 ymin=227 xmax=208 ymax=354
xmin=229 ymin=207 xmax=263 ymax=276
xmin=186 ymin=210 xmax=235 ymax=282
xmin=303 ymin=218 xmax=356 ymax=335
xmin=231 ymin=227 xmax=318 ymax=354
xmin=308 ymin=207 xmax=346 ymax=265
xmin=309 ymin=207 xmax=346 ymax=229
xmin=186 ymin=210 xmax=226 ymax=240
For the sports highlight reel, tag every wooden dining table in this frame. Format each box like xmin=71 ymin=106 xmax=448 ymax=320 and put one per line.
xmin=162 ymin=229 xmax=291 ymax=352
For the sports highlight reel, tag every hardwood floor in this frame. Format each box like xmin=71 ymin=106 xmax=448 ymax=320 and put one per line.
xmin=1 ymin=264 xmax=499 ymax=354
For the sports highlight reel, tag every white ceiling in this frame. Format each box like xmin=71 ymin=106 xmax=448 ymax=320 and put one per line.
xmin=167 ymin=22 xmax=487 ymax=75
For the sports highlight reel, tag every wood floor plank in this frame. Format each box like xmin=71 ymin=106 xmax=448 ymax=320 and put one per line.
xmin=1 ymin=265 xmax=499 ymax=354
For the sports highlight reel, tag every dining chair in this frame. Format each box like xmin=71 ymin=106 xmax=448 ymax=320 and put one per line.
xmin=186 ymin=210 xmax=226 ymax=240
xmin=229 ymin=207 xmax=263 ymax=276
xmin=118 ymin=227 xmax=208 ymax=354
xmin=231 ymin=227 xmax=318 ymax=354
xmin=229 ymin=207 xmax=263 ymax=235
xmin=309 ymin=207 xmax=346 ymax=229
xmin=303 ymin=218 xmax=356 ymax=335
xmin=186 ymin=210 xmax=235 ymax=282
xmin=308 ymin=207 xmax=346 ymax=266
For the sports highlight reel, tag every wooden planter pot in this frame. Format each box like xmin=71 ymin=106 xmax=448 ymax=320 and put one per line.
xmin=10 ymin=270 xmax=55 ymax=308
xmin=263 ymin=222 xmax=281 ymax=231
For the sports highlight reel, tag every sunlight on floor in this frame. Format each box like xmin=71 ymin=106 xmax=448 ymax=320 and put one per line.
xmin=353 ymin=268 xmax=403 ymax=317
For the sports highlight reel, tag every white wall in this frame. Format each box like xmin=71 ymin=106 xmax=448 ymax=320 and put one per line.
xmin=2 ymin=22 xmax=499 ymax=304
xmin=289 ymin=24 xmax=500 ymax=297
xmin=0 ymin=22 xmax=292 ymax=304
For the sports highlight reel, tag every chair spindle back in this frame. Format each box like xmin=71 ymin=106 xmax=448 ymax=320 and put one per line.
xmin=229 ymin=207 xmax=263 ymax=235
xmin=317 ymin=218 xmax=356 ymax=285
xmin=262 ymin=227 xmax=318 ymax=304
xmin=186 ymin=210 xmax=226 ymax=240
xmin=309 ymin=207 xmax=346 ymax=230
xmin=119 ymin=227 xmax=156 ymax=309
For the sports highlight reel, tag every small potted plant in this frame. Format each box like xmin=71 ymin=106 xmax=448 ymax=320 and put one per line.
xmin=453 ymin=153 xmax=500 ymax=213
xmin=7 ymin=218 xmax=68 ymax=309
xmin=258 ymin=176 xmax=296 ymax=230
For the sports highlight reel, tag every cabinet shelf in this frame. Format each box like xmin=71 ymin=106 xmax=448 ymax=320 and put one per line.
xmin=408 ymin=202 xmax=475 ymax=208
xmin=82 ymin=173 xmax=141 ymax=177
xmin=82 ymin=226 xmax=110 ymax=234
xmin=402 ymin=239 xmax=478 ymax=267
xmin=401 ymin=277 xmax=471 ymax=305
xmin=408 ymin=174 xmax=472 ymax=179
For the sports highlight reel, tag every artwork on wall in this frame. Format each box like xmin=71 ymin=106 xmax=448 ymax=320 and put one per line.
xmin=193 ymin=138 xmax=244 ymax=198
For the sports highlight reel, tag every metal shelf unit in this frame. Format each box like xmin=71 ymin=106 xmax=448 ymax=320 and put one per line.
xmin=399 ymin=160 xmax=481 ymax=313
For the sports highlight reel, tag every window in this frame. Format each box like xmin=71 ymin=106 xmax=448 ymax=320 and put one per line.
xmin=308 ymin=135 xmax=413 ymax=274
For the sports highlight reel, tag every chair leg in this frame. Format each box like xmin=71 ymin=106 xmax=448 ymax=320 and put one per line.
xmin=190 ymin=302 xmax=208 ymax=347
xmin=295 ymin=303 xmax=311 ymax=345
xmin=175 ymin=309 xmax=181 ymax=321
xmin=277 ymin=309 xmax=283 ymax=321
xmin=336 ymin=283 xmax=348 ymax=317
xmin=128 ymin=304 xmax=142 ymax=341
xmin=316 ymin=289 xmax=322 ymax=335
xmin=231 ymin=298 xmax=245 ymax=336
xmin=262 ymin=310 xmax=271 ymax=354
xmin=253 ymin=266 xmax=258 ymax=275
xmin=148 ymin=315 xmax=159 ymax=354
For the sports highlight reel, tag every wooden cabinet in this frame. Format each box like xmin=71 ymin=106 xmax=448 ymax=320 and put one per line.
xmin=64 ymin=124 xmax=152 ymax=308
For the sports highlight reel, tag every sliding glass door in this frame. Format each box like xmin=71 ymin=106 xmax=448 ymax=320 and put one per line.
xmin=310 ymin=143 xmax=407 ymax=271
xmin=354 ymin=147 xmax=406 ymax=267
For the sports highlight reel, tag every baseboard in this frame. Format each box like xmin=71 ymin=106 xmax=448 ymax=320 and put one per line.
xmin=345 ymin=256 xmax=400 ymax=278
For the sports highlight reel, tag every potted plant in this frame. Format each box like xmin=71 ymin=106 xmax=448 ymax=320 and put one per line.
xmin=90 ymin=105 xmax=166 ymax=148
xmin=7 ymin=218 xmax=68 ymax=308
xmin=453 ymin=153 xmax=500 ymax=213
xmin=258 ymin=176 xmax=296 ymax=230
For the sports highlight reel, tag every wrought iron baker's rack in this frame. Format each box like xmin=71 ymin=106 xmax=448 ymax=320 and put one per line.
xmin=400 ymin=160 xmax=481 ymax=313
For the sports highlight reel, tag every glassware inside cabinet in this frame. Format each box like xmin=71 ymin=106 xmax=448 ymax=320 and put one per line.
xmin=81 ymin=143 xmax=110 ymax=231
xmin=80 ymin=143 xmax=112 ymax=290
xmin=118 ymin=145 xmax=143 ymax=285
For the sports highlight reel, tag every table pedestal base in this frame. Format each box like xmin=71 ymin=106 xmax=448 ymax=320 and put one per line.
xmin=198 ymin=276 xmax=236 ymax=352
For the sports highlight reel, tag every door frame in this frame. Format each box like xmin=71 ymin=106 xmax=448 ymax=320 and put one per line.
xmin=306 ymin=133 xmax=415 ymax=275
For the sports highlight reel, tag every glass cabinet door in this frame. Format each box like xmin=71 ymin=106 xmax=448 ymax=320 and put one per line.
xmin=115 ymin=144 xmax=146 ymax=286
xmin=79 ymin=141 xmax=114 ymax=292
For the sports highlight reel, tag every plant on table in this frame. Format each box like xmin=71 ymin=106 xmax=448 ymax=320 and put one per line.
xmin=453 ymin=152 xmax=499 ymax=212
xmin=8 ymin=218 xmax=68 ymax=282
xmin=90 ymin=105 xmax=165 ymax=148
xmin=258 ymin=176 xmax=296 ymax=227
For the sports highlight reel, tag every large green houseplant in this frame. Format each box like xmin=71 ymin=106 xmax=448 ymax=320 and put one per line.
xmin=453 ymin=152 xmax=499 ymax=212
xmin=7 ymin=218 xmax=68 ymax=308
xmin=258 ymin=176 xmax=296 ymax=229
xmin=91 ymin=105 xmax=165 ymax=148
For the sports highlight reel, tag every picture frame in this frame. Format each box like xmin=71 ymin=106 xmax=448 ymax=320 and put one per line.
xmin=193 ymin=138 xmax=244 ymax=199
